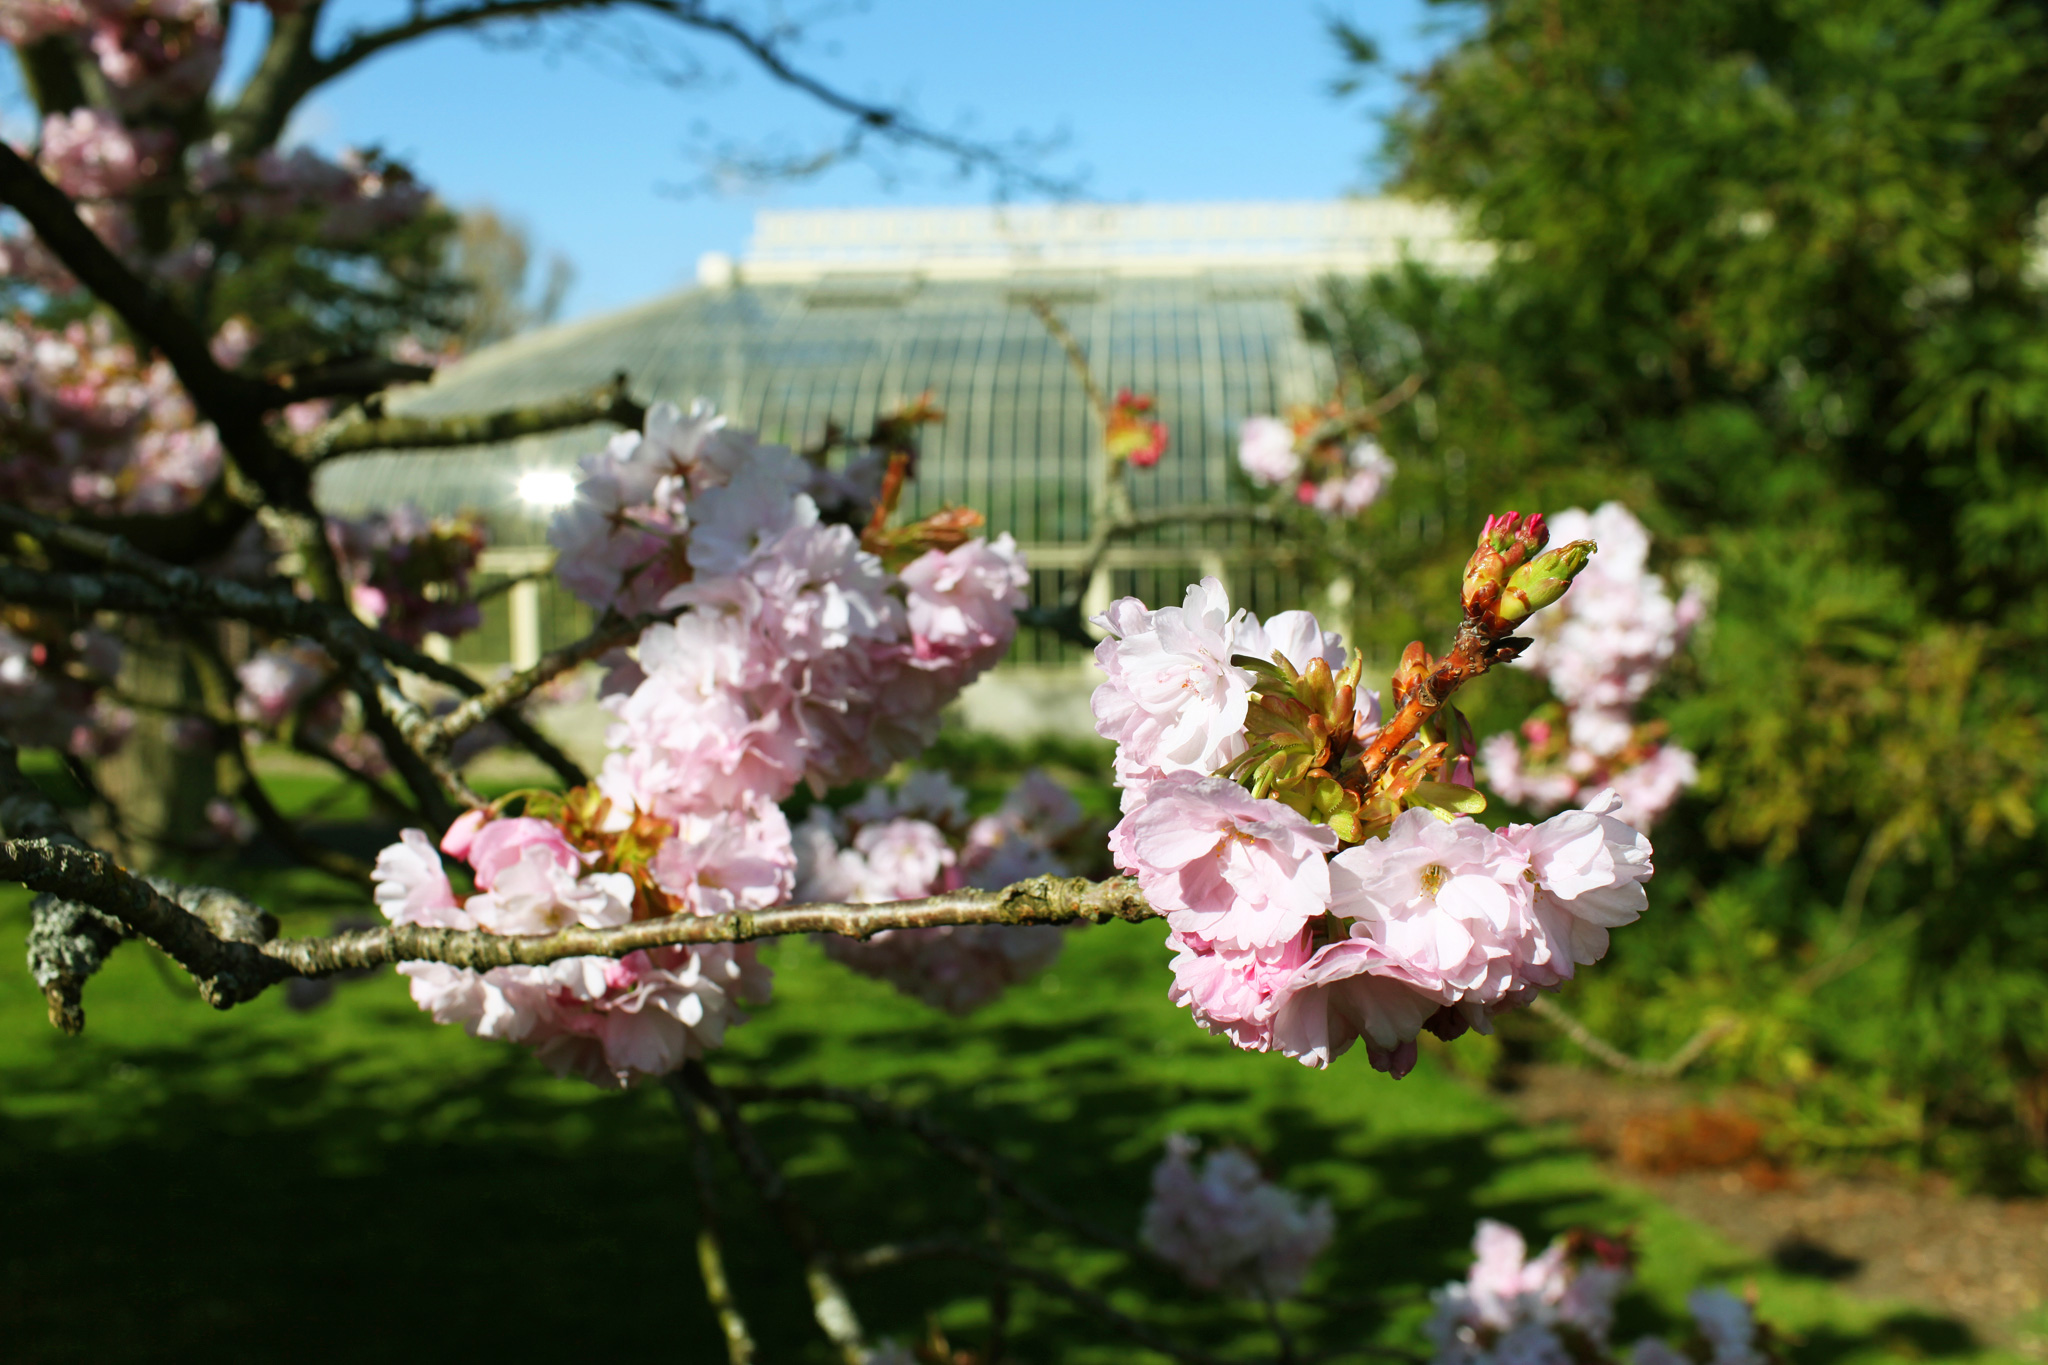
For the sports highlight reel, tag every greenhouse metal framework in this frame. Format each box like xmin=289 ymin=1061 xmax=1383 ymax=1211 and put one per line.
xmin=318 ymin=199 xmax=1486 ymax=697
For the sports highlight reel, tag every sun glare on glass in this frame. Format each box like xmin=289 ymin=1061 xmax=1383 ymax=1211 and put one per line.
xmin=515 ymin=468 xmax=578 ymax=510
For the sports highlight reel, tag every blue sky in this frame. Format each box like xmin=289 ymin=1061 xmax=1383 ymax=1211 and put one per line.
xmin=14 ymin=1 xmax=1470 ymax=320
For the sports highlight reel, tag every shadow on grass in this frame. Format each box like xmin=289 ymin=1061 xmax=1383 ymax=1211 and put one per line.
xmin=0 ymin=931 xmax=1991 ymax=1365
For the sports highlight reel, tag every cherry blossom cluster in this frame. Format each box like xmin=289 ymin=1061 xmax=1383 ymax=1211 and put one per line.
xmin=0 ymin=316 xmax=222 ymax=516
xmin=1094 ymin=570 xmax=1652 ymax=1076
xmin=1430 ymin=1219 xmax=1770 ymax=1365
xmin=0 ymin=1 xmax=234 ymax=112
xmin=371 ymin=405 xmax=1029 ymax=1085
xmin=327 ymin=505 xmax=488 ymax=647
xmin=1140 ymin=1133 xmax=1334 ymax=1299
xmin=373 ymin=800 xmax=783 ymax=1090
xmin=1480 ymin=503 xmax=1703 ymax=829
xmin=556 ymin=399 xmax=1028 ymax=796
xmin=0 ymin=610 xmax=128 ymax=757
xmin=191 ymin=138 xmax=431 ymax=250
xmin=1238 ymin=409 xmax=1395 ymax=516
xmin=794 ymin=768 xmax=1086 ymax=1014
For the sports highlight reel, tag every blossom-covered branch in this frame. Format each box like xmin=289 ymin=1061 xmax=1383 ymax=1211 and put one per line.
xmin=0 ymin=141 xmax=303 ymax=505
xmin=272 ymin=874 xmax=1153 ymax=977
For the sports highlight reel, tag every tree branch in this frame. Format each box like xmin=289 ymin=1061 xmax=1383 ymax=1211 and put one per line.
xmin=218 ymin=0 xmax=329 ymax=156
xmin=417 ymin=607 xmax=659 ymax=758
xmin=298 ymin=1 xmax=1075 ymax=195
xmin=666 ymin=1075 xmax=758 ymax=1365
xmin=1357 ymin=620 xmax=1522 ymax=783
xmin=726 ymin=1082 xmax=1159 ymax=1270
xmin=297 ymin=376 xmax=647 ymax=463
xmin=263 ymin=875 xmax=1152 ymax=979
xmin=680 ymin=1060 xmax=872 ymax=1365
xmin=271 ymin=356 xmax=439 ymax=405
xmin=0 ymin=507 xmax=478 ymax=814
xmin=0 ymin=143 xmax=304 ymax=506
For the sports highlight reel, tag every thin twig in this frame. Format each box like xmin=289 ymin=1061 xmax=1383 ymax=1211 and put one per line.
xmin=982 ymin=1171 xmax=1011 ymax=1365
xmin=1261 ymin=1284 xmax=1299 ymax=1365
xmin=418 ymin=607 xmax=666 ymax=756
xmin=1526 ymin=996 xmax=1736 ymax=1081
xmin=1025 ymin=295 xmax=1110 ymax=422
xmin=845 ymin=1236 xmax=1231 ymax=1365
xmin=665 ymin=1075 xmax=757 ymax=1365
xmin=681 ymin=1061 xmax=871 ymax=1365
xmin=725 ymin=1082 xmax=1160 ymax=1269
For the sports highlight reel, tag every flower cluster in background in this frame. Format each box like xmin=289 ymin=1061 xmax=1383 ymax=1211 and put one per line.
xmin=1093 ymin=576 xmax=1653 ymax=1075
xmin=328 ymin=505 xmax=488 ymax=647
xmin=1141 ymin=1133 xmax=1334 ymax=1300
xmin=1429 ymin=1219 xmax=1772 ymax=1365
xmin=371 ymin=404 xmax=1030 ymax=1085
xmin=1480 ymin=503 xmax=1703 ymax=829
xmin=0 ymin=611 xmax=127 ymax=758
xmin=795 ymin=768 xmax=1087 ymax=1014
xmin=0 ymin=316 xmax=222 ymax=516
xmin=191 ymin=139 xmax=429 ymax=249
xmin=1237 ymin=408 xmax=1395 ymax=516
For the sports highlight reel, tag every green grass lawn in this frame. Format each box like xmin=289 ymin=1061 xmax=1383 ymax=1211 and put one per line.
xmin=0 ymin=749 xmax=2021 ymax=1363
xmin=0 ymin=895 xmax=2017 ymax=1364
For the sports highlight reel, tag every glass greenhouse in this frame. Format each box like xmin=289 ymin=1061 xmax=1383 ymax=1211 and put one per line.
xmin=317 ymin=200 xmax=1485 ymax=731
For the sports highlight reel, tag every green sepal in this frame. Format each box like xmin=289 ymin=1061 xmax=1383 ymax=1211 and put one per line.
xmin=1408 ymin=781 xmax=1489 ymax=818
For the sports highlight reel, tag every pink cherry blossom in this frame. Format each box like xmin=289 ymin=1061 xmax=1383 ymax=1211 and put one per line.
xmin=900 ymin=532 xmax=1029 ymax=672
xmin=1237 ymin=415 xmax=1301 ymax=487
xmin=1503 ymin=790 xmax=1653 ymax=971
xmin=1605 ymin=744 xmax=1698 ymax=830
xmin=232 ymin=642 xmax=327 ymax=727
xmin=1327 ymin=808 xmax=1540 ymax=1008
xmin=38 ymin=108 xmax=168 ymax=200
xmin=1428 ymin=1219 xmax=1631 ymax=1365
xmin=0 ymin=316 xmax=222 ymax=517
xmin=1140 ymin=1133 xmax=1333 ymax=1299
xmin=372 ymin=829 xmax=472 ymax=929
xmin=1091 ymin=577 xmax=1257 ymax=788
xmin=649 ymin=800 xmax=795 ymax=917
xmin=1165 ymin=928 xmax=1316 ymax=1054
xmin=1111 ymin=772 xmax=1336 ymax=950
xmin=0 ymin=619 xmax=129 ymax=756
xmin=1306 ymin=438 xmax=1395 ymax=516
xmin=1265 ymin=936 xmax=1446 ymax=1073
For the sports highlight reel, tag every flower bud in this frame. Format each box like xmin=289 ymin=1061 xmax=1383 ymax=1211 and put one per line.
xmin=1461 ymin=511 xmax=1549 ymax=620
xmin=1496 ymin=538 xmax=1595 ymax=627
xmin=1391 ymin=640 xmax=1433 ymax=710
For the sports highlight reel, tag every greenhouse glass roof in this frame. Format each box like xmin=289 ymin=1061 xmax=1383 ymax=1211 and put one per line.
xmin=315 ymin=200 xmax=1480 ymax=666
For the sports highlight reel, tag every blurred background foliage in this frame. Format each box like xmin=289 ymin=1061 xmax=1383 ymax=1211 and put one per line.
xmin=1305 ymin=0 xmax=2048 ymax=1192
